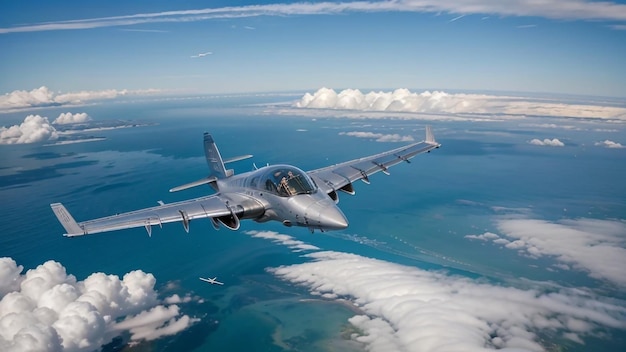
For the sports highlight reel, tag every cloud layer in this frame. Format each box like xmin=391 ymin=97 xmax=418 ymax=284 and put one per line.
xmin=0 ymin=86 xmax=159 ymax=111
xmin=0 ymin=258 xmax=195 ymax=352
xmin=466 ymin=218 xmax=626 ymax=287
xmin=271 ymin=250 xmax=626 ymax=352
xmin=339 ymin=131 xmax=414 ymax=143
xmin=1 ymin=1 xmax=626 ymax=34
xmin=295 ymin=88 xmax=626 ymax=120
xmin=241 ymin=230 xmax=626 ymax=351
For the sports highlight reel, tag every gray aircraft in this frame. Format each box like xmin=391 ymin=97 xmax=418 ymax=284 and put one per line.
xmin=51 ymin=126 xmax=440 ymax=236
xmin=199 ymin=277 xmax=224 ymax=285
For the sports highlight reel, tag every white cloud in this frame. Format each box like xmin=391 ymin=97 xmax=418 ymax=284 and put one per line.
xmin=528 ymin=138 xmax=565 ymax=147
xmin=449 ymin=14 xmax=465 ymax=22
xmin=245 ymin=230 xmax=319 ymax=252
xmin=163 ymin=294 xmax=193 ymax=304
xmin=295 ymin=88 xmax=626 ymax=120
xmin=339 ymin=131 xmax=414 ymax=143
xmin=464 ymin=231 xmax=500 ymax=241
xmin=0 ymin=86 xmax=161 ymax=111
xmin=494 ymin=218 xmax=626 ymax=287
xmin=2 ymin=1 xmax=626 ymax=34
xmin=53 ymin=112 xmax=91 ymax=124
xmin=520 ymin=123 xmax=579 ymax=130
xmin=270 ymin=250 xmax=626 ymax=352
xmin=0 ymin=257 xmax=196 ymax=351
xmin=0 ymin=115 xmax=59 ymax=144
xmin=595 ymin=140 xmax=624 ymax=148
xmin=190 ymin=51 xmax=212 ymax=58
xmin=111 ymin=305 xmax=194 ymax=341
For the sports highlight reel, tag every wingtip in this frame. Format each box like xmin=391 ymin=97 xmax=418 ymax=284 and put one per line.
xmin=51 ymin=203 xmax=84 ymax=236
xmin=425 ymin=125 xmax=437 ymax=144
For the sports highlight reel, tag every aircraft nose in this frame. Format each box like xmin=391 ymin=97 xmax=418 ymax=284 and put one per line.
xmin=314 ymin=200 xmax=348 ymax=230
xmin=318 ymin=204 xmax=349 ymax=230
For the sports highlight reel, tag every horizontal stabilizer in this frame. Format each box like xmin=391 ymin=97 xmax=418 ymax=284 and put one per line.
xmin=50 ymin=203 xmax=83 ymax=236
xmin=170 ymin=176 xmax=217 ymax=192
xmin=223 ymin=154 xmax=253 ymax=164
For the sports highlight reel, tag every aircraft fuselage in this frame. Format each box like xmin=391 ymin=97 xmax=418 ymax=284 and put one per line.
xmin=213 ymin=164 xmax=348 ymax=232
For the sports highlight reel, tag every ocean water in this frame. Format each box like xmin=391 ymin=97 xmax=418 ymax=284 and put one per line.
xmin=1 ymin=95 xmax=625 ymax=351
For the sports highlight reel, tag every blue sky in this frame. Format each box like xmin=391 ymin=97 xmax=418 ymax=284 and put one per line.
xmin=1 ymin=0 xmax=626 ymax=97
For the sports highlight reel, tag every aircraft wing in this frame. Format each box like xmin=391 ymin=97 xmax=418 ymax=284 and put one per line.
xmin=307 ymin=126 xmax=440 ymax=195
xmin=51 ymin=195 xmax=233 ymax=237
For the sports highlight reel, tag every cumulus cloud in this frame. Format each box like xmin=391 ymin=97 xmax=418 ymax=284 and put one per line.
xmin=2 ymin=1 xmax=626 ymax=34
xmin=339 ymin=131 xmax=414 ymax=143
xmin=53 ymin=112 xmax=91 ymax=125
xmin=0 ymin=115 xmax=59 ymax=144
xmin=295 ymin=88 xmax=626 ymax=120
xmin=245 ymin=230 xmax=319 ymax=252
xmin=528 ymin=138 xmax=565 ymax=147
xmin=271 ymin=250 xmax=626 ymax=352
xmin=595 ymin=140 xmax=624 ymax=148
xmin=0 ymin=86 xmax=160 ymax=111
xmin=0 ymin=257 xmax=196 ymax=351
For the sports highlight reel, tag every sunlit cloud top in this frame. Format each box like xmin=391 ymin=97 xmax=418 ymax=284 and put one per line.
xmin=247 ymin=226 xmax=626 ymax=351
xmin=1 ymin=1 xmax=626 ymax=34
xmin=294 ymin=88 xmax=626 ymax=120
xmin=0 ymin=257 xmax=195 ymax=351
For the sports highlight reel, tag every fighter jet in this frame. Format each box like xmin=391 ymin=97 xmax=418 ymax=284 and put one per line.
xmin=199 ymin=277 xmax=224 ymax=285
xmin=51 ymin=126 xmax=440 ymax=236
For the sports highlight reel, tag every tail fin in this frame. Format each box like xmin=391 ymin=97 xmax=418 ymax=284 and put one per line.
xmin=204 ymin=133 xmax=232 ymax=179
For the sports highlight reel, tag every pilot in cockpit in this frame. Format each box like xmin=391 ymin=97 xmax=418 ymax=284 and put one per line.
xmin=279 ymin=176 xmax=295 ymax=196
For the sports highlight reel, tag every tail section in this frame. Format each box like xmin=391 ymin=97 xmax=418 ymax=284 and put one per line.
xmin=204 ymin=133 xmax=231 ymax=179
xmin=170 ymin=133 xmax=252 ymax=193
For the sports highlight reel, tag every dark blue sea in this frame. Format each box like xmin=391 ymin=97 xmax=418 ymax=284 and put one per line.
xmin=1 ymin=94 xmax=624 ymax=351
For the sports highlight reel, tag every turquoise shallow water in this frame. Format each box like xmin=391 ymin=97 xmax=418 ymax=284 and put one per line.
xmin=1 ymin=95 xmax=625 ymax=350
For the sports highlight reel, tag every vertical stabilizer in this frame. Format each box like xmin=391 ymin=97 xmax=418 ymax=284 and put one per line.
xmin=204 ymin=133 xmax=230 ymax=179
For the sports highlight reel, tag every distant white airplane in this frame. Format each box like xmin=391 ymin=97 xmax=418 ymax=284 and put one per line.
xmin=191 ymin=52 xmax=212 ymax=58
xmin=199 ymin=277 xmax=224 ymax=285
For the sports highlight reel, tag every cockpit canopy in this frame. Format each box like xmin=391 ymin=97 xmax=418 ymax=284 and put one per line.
xmin=247 ymin=165 xmax=317 ymax=197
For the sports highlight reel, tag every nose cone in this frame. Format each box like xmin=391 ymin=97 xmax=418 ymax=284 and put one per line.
xmin=319 ymin=205 xmax=349 ymax=230
xmin=297 ymin=195 xmax=350 ymax=231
